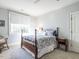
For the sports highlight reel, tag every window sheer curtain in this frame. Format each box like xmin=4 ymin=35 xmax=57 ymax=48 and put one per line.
xmin=8 ymin=11 xmax=35 ymax=45
xmin=9 ymin=11 xmax=32 ymax=34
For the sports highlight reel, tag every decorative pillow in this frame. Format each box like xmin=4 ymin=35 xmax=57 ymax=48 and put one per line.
xmin=37 ymin=31 xmax=45 ymax=36
xmin=45 ymin=30 xmax=54 ymax=36
xmin=45 ymin=29 xmax=54 ymax=36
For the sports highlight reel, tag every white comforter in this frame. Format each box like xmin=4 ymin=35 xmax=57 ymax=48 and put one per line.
xmin=23 ymin=35 xmax=56 ymax=58
xmin=37 ymin=36 xmax=56 ymax=58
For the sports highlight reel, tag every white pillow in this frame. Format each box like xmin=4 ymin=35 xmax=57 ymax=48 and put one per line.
xmin=37 ymin=31 xmax=45 ymax=36
xmin=45 ymin=31 xmax=54 ymax=36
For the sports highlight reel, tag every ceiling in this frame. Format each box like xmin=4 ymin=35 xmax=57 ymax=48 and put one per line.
xmin=0 ymin=0 xmax=79 ymax=16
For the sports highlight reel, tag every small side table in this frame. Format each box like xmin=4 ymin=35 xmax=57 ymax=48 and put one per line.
xmin=56 ymin=38 xmax=68 ymax=51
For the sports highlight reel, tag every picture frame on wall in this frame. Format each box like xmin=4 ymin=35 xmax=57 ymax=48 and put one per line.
xmin=0 ymin=20 xmax=5 ymax=26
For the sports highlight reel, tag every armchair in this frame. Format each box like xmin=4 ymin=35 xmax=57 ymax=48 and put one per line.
xmin=0 ymin=37 xmax=9 ymax=53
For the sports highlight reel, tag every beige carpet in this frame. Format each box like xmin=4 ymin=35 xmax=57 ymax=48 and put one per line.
xmin=0 ymin=46 xmax=34 ymax=59
xmin=0 ymin=46 xmax=79 ymax=59
xmin=41 ymin=49 xmax=79 ymax=59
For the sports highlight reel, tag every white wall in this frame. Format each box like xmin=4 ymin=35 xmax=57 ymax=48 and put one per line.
xmin=37 ymin=2 xmax=79 ymax=49
xmin=0 ymin=8 xmax=9 ymax=37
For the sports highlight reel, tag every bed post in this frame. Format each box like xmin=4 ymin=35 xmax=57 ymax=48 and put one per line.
xmin=35 ymin=29 xmax=38 ymax=59
xmin=55 ymin=27 xmax=59 ymax=41
xmin=56 ymin=27 xmax=59 ymax=42
xmin=21 ymin=32 xmax=23 ymax=48
xmin=56 ymin=27 xmax=59 ymax=39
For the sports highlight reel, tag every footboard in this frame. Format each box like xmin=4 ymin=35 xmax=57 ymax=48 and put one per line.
xmin=23 ymin=41 xmax=35 ymax=54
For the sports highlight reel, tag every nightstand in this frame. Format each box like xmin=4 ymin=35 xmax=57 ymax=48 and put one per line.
xmin=56 ymin=38 xmax=68 ymax=51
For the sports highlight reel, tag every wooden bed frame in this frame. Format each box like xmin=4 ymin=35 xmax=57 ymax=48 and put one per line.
xmin=21 ymin=28 xmax=59 ymax=59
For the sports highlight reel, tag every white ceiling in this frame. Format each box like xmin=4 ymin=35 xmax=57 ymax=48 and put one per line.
xmin=0 ymin=0 xmax=79 ymax=16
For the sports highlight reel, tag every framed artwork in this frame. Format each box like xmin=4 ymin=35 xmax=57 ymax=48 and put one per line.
xmin=0 ymin=20 xmax=5 ymax=26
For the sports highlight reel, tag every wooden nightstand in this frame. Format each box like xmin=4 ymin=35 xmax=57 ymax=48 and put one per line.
xmin=56 ymin=38 xmax=68 ymax=51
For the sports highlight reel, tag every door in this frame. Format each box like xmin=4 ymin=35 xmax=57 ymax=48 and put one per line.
xmin=71 ymin=12 xmax=79 ymax=52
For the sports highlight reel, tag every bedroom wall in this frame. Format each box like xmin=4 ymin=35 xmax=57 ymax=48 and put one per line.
xmin=0 ymin=8 xmax=9 ymax=37
xmin=37 ymin=1 xmax=79 ymax=49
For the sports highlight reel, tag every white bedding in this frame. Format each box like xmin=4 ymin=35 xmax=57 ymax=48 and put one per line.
xmin=38 ymin=44 xmax=55 ymax=58
xmin=37 ymin=36 xmax=56 ymax=58
xmin=22 ymin=35 xmax=56 ymax=58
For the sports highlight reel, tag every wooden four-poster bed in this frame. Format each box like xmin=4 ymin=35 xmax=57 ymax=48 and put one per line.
xmin=21 ymin=28 xmax=59 ymax=59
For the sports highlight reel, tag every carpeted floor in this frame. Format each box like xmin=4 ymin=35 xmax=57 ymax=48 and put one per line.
xmin=0 ymin=46 xmax=34 ymax=59
xmin=41 ymin=49 xmax=79 ymax=59
xmin=0 ymin=46 xmax=79 ymax=59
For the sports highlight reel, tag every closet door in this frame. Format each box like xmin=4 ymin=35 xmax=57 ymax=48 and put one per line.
xmin=71 ymin=12 xmax=79 ymax=52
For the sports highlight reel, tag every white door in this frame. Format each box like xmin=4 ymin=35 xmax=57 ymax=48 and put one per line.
xmin=71 ymin=12 xmax=79 ymax=52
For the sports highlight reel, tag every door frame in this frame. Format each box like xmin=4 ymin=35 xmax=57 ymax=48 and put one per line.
xmin=70 ymin=11 xmax=79 ymax=51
